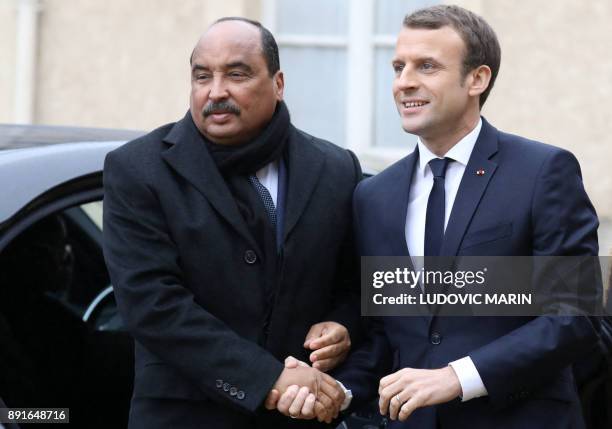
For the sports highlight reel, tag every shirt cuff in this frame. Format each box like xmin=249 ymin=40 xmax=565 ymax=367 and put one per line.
xmin=336 ymin=380 xmax=353 ymax=411
xmin=448 ymin=356 xmax=488 ymax=402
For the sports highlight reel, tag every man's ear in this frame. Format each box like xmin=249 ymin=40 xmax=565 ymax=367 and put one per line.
xmin=467 ymin=65 xmax=492 ymax=98
xmin=273 ymin=71 xmax=284 ymax=101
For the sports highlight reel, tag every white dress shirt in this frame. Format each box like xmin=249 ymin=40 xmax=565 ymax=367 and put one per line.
xmin=405 ymin=118 xmax=488 ymax=402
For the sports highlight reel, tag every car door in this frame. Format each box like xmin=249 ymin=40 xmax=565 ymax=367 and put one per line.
xmin=0 ymin=176 xmax=133 ymax=429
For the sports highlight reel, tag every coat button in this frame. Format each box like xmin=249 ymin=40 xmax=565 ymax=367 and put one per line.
xmin=237 ymin=390 xmax=246 ymax=400
xmin=230 ymin=387 xmax=238 ymax=396
xmin=215 ymin=379 xmax=223 ymax=388
xmin=244 ymin=250 xmax=257 ymax=264
xmin=223 ymin=382 xmax=230 ymax=392
xmin=430 ymin=332 xmax=442 ymax=345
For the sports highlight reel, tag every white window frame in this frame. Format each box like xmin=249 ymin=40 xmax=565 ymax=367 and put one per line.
xmin=262 ymin=0 xmax=412 ymax=167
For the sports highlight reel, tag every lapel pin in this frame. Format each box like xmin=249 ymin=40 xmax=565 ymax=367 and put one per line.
xmin=476 ymin=169 xmax=486 ymax=176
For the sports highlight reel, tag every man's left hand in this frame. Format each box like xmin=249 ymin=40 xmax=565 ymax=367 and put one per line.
xmin=378 ymin=367 xmax=462 ymax=421
xmin=304 ymin=321 xmax=351 ymax=372
xmin=265 ymin=356 xmax=345 ymax=423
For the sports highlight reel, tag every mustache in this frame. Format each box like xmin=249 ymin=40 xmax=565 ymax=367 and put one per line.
xmin=203 ymin=101 xmax=241 ymax=116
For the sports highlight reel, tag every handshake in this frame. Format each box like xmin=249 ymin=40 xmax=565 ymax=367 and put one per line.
xmin=265 ymin=356 xmax=346 ymax=423
xmin=262 ymin=321 xmax=464 ymax=424
xmin=264 ymin=321 xmax=351 ymax=423
xmin=262 ymin=320 xmax=463 ymax=424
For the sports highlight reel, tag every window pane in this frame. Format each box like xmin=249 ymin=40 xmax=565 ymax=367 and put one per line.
xmin=375 ymin=0 xmax=438 ymax=35
xmin=81 ymin=201 xmax=103 ymax=230
xmin=374 ymin=47 xmax=417 ymax=148
xmin=277 ymin=0 xmax=348 ymax=35
xmin=281 ymin=47 xmax=347 ymax=146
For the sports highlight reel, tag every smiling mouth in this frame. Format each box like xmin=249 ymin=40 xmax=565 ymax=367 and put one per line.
xmin=402 ymin=101 xmax=429 ymax=108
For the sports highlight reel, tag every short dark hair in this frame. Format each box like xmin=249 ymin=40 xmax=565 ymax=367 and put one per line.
xmin=403 ymin=5 xmax=501 ymax=107
xmin=190 ymin=17 xmax=280 ymax=77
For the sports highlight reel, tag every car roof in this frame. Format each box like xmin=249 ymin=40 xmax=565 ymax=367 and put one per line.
xmin=0 ymin=124 xmax=144 ymax=150
xmin=0 ymin=124 xmax=145 ymax=227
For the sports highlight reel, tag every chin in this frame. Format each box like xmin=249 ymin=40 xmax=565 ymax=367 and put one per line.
xmin=205 ymin=125 xmax=237 ymax=138
xmin=400 ymin=121 xmax=423 ymax=136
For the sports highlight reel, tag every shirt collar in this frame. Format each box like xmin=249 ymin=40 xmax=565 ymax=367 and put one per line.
xmin=416 ymin=118 xmax=482 ymax=176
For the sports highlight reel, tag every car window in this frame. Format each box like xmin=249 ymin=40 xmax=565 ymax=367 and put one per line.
xmin=81 ymin=201 xmax=103 ymax=231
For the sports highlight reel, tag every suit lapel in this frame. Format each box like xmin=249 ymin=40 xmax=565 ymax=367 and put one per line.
xmin=160 ymin=113 xmax=261 ymax=254
xmin=440 ymin=118 xmax=499 ymax=257
xmin=384 ymin=150 xmax=418 ymax=258
xmin=282 ymin=128 xmax=325 ymax=242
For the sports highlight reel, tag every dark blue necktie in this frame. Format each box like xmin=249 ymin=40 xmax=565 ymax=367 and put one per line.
xmin=249 ymin=174 xmax=277 ymax=229
xmin=424 ymin=158 xmax=452 ymax=256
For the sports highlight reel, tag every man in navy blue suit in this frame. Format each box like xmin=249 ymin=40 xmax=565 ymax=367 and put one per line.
xmin=273 ymin=5 xmax=602 ymax=428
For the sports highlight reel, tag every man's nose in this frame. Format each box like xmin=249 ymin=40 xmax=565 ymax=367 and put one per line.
xmin=396 ymin=67 xmax=420 ymax=91
xmin=209 ymin=75 xmax=229 ymax=100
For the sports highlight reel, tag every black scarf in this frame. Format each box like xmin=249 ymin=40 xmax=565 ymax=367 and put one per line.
xmin=203 ymin=101 xmax=290 ymax=176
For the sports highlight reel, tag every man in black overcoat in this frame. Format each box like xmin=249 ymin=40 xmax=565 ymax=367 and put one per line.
xmin=103 ymin=17 xmax=360 ymax=429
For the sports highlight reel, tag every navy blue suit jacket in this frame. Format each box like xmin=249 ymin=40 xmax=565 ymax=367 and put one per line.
xmin=337 ymin=118 xmax=601 ymax=429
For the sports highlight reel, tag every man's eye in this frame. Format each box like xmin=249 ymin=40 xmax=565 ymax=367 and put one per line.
xmin=392 ymin=64 xmax=404 ymax=75
xmin=229 ymin=72 xmax=247 ymax=79
xmin=196 ymin=74 xmax=211 ymax=81
xmin=420 ymin=62 xmax=435 ymax=71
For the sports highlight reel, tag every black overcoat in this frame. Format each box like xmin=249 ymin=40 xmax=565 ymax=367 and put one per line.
xmin=102 ymin=114 xmax=362 ymax=428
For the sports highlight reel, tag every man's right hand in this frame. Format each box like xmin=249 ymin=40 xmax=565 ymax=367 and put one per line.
xmin=265 ymin=357 xmax=345 ymax=423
